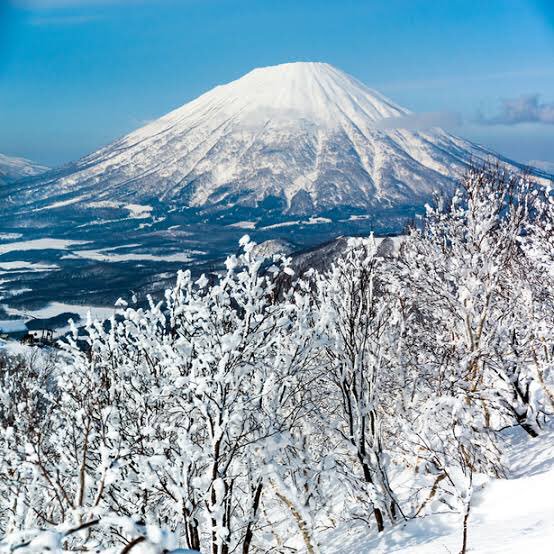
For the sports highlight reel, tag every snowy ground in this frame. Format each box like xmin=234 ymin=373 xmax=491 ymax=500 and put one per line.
xmin=3 ymin=301 xmax=115 ymax=322
xmin=63 ymin=248 xmax=198 ymax=263
xmin=0 ymin=261 xmax=59 ymax=272
xmin=0 ymin=238 xmax=89 ymax=255
xmin=323 ymin=421 xmax=554 ymax=553
xmin=1 ymin=302 xmax=117 ymax=336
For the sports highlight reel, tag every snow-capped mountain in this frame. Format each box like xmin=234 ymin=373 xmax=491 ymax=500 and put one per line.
xmin=5 ymin=62 xmax=543 ymax=215
xmin=0 ymin=153 xmax=48 ymax=184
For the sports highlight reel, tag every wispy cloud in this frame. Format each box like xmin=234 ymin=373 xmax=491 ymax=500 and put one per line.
xmin=30 ymin=14 xmax=102 ymax=24
xmin=374 ymin=111 xmax=462 ymax=131
xmin=478 ymin=94 xmax=554 ymax=125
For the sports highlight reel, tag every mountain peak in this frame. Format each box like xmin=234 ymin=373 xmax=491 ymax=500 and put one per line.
xmin=5 ymin=63 xmax=535 ymax=215
xmin=154 ymin=61 xmax=408 ymax=133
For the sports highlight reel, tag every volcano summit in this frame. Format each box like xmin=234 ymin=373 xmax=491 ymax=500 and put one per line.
xmin=3 ymin=62 xmax=538 ymax=217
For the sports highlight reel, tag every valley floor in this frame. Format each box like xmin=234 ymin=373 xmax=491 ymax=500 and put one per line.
xmin=323 ymin=420 xmax=554 ymax=553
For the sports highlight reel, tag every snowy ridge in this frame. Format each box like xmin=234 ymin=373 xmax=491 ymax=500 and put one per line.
xmin=0 ymin=153 xmax=48 ymax=183
xmin=4 ymin=62 xmax=543 ymax=215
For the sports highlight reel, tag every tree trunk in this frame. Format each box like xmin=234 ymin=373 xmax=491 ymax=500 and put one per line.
xmin=187 ymin=521 xmax=201 ymax=552
xmin=415 ymin=473 xmax=446 ymax=516
xmin=359 ymin=457 xmax=385 ymax=532
xmin=460 ymin=471 xmax=473 ymax=554
xmin=514 ymin=402 xmax=539 ymax=437
xmin=460 ymin=501 xmax=470 ymax=554
xmin=521 ymin=421 xmax=539 ymax=438
xmin=373 ymin=506 xmax=385 ymax=533
xmin=273 ymin=486 xmax=319 ymax=554
xmin=242 ymin=482 xmax=263 ymax=554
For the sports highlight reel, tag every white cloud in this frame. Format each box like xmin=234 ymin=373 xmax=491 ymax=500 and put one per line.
xmin=478 ymin=94 xmax=554 ymax=126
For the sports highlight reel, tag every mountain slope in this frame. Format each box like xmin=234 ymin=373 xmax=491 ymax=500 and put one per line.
xmin=2 ymin=63 xmax=550 ymax=312
xmin=323 ymin=419 xmax=554 ymax=553
xmin=0 ymin=153 xmax=48 ymax=184
xmin=3 ymin=62 xmax=543 ymax=216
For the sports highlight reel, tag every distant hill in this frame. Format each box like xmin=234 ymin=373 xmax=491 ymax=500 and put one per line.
xmin=0 ymin=153 xmax=48 ymax=184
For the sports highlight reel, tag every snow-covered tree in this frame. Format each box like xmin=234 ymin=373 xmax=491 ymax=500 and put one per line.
xmin=7 ymin=236 xmax=323 ymax=553
xmin=311 ymin=236 xmax=404 ymax=532
xmin=397 ymin=166 xmax=549 ymax=437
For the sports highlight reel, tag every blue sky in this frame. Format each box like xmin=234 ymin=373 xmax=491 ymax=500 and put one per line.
xmin=0 ymin=0 xmax=553 ymax=167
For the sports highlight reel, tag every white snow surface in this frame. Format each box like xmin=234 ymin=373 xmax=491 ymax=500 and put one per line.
xmin=0 ymin=238 xmax=89 ymax=256
xmin=227 ymin=220 xmax=258 ymax=229
xmin=64 ymin=248 xmax=199 ymax=263
xmin=3 ymin=302 xmax=115 ymax=328
xmin=10 ymin=62 xmax=537 ymax=215
xmin=323 ymin=421 xmax=554 ymax=553
xmin=0 ymin=261 xmax=59 ymax=272
xmin=251 ymin=239 xmax=294 ymax=259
